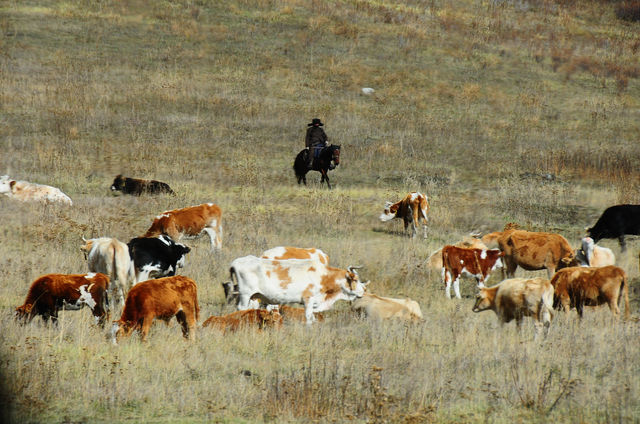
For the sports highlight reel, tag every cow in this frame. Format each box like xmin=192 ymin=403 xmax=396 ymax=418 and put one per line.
xmin=80 ymin=236 xmax=135 ymax=310
xmin=441 ymin=245 xmax=504 ymax=299
xmin=575 ymin=237 xmax=615 ymax=268
xmin=202 ymin=307 xmax=283 ymax=333
xmin=15 ymin=273 xmax=110 ymax=326
xmin=127 ymin=235 xmax=191 ymax=284
xmin=427 ymin=236 xmax=488 ymax=272
xmin=550 ymin=265 xmax=630 ymax=319
xmin=472 ymin=277 xmax=554 ymax=338
xmin=352 ymin=293 xmax=423 ymax=322
xmin=143 ymin=203 xmax=222 ymax=252
xmin=498 ymin=230 xmax=575 ymax=278
xmin=110 ymin=174 xmax=174 ymax=196
xmin=229 ymin=256 xmax=369 ymax=324
xmin=0 ymin=175 xmax=72 ymax=205
xmin=587 ymin=204 xmax=640 ymax=252
xmin=379 ymin=192 xmax=429 ymax=238
xmin=110 ymin=276 xmax=199 ymax=343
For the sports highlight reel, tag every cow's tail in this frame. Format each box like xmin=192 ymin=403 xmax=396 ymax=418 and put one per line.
xmin=620 ymin=271 xmax=630 ymax=320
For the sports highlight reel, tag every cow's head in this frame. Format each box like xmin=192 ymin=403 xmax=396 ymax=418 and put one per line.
xmin=344 ymin=266 xmax=369 ymax=298
xmin=175 ymin=243 xmax=191 ymax=268
xmin=14 ymin=304 xmax=33 ymax=322
xmin=559 ymin=251 xmax=578 ymax=269
xmin=110 ymin=320 xmax=134 ymax=345
xmin=379 ymin=201 xmax=397 ymax=222
xmin=260 ymin=306 xmax=283 ymax=329
xmin=80 ymin=236 xmax=94 ymax=260
xmin=472 ymin=288 xmax=492 ymax=313
xmin=0 ymin=177 xmax=15 ymax=195
xmin=111 ymin=175 xmax=125 ymax=191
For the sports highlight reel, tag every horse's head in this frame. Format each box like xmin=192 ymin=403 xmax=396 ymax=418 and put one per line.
xmin=331 ymin=145 xmax=341 ymax=166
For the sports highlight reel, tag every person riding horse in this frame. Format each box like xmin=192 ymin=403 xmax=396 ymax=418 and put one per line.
xmin=305 ymin=118 xmax=328 ymax=169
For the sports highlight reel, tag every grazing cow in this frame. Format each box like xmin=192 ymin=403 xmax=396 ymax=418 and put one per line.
xmin=498 ymin=230 xmax=575 ymax=278
xmin=0 ymin=175 xmax=72 ymax=205
xmin=128 ymin=235 xmax=191 ymax=284
xmin=427 ymin=236 xmax=488 ymax=272
xmin=262 ymin=246 xmax=329 ymax=265
xmin=575 ymin=237 xmax=615 ymax=268
xmin=587 ymin=204 xmax=640 ymax=252
xmin=143 ymin=203 xmax=222 ymax=251
xmin=230 ymin=256 xmax=369 ymax=324
xmin=80 ymin=237 xmax=135 ymax=310
xmin=352 ymin=293 xmax=423 ymax=322
xmin=550 ymin=266 xmax=630 ymax=319
xmin=110 ymin=276 xmax=199 ymax=343
xmin=15 ymin=273 xmax=110 ymax=326
xmin=110 ymin=174 xmax=174 ymax=196
xmin=441 ymin=245 xmax=504 ymax=299
xmin=379 ymin=192 xmax=429 ymax=238
xmin=472 ymin=277 xmax=554 ymax=338
xmin=202 ymin=307 xmax=283 ymax=333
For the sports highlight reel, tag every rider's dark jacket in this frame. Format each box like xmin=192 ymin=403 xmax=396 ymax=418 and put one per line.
xmin=305 ymin=126 xmax=328 ymax=149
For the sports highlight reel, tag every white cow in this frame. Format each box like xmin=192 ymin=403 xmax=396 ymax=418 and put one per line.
xmin=229 ymin=256 xmax=368 ymax=324
xmin=0 ymin=175 xmax=72 ymax=205
xmin=576 ymin=237 xmax=615 ymax=267
xmin=80 ymin=237 xmax=135 ymax=310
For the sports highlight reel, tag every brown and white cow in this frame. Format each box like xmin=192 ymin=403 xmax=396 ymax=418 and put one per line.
xmin=110 ymin=275 xmax=199 ymax=343
xmin=550 ymin=265 xmax=630 ymax=319
xmin=15 ymin=273 xmax=110 ymax=326
xmin=202 ymin=307 xmax=283 ymax=333
xmin=427 ymin=236 xmax=488 ymax=272
xmin=379 ymin=192 xmax=429 ymax=238
xmin=0 ymin=175 xmax=72 ymax=205
xmin=472 ymin=277 xmax=554 ymax=338
xmin=143 ymin=203 xmax=222 ymax=251
xmin=352 ymin=293 xmax=423 ymax=322
xmin=498 ymin=230 xmax=575 ymax=278
xmin=229 ymin=255 xmax=368 ymax=324
xmin=110 ymin=174 xmax=174 ymax=196
xmin=441 ymin=245 xmax=504 ymax=299
xmin=575 ymin=237 xmax=615 ymax=268
xmin=80 ymin=237 xmax=135 ymax=310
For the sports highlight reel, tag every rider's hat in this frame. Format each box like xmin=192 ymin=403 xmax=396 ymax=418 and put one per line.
xmin=308 ymin=118 xmax=324 ymax=127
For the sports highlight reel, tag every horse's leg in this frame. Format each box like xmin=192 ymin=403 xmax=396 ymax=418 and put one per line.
xmin=321 ymin=170 xmax=331 ymax=189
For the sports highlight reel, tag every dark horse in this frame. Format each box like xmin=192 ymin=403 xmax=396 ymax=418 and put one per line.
xmin=293 ymin=144 xmax=341 ymax=189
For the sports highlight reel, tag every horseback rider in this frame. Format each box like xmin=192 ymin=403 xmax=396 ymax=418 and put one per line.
xmin=305 ymin=118 xmax=328 ymax=168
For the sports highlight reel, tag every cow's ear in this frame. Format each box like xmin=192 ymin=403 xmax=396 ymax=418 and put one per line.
xmin=9 ymin=180 xmax=16 ymax=189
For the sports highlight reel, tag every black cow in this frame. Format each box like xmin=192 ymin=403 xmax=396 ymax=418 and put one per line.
xmin=587 ymin=204 xmax=640 ymax=252
xmin=111 ymin=175 xmax=175 ymax=196
xmin=127 ymin=235 xmax=191 ymax=284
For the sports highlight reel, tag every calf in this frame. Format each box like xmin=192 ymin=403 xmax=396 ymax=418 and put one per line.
xmin=111 ymin=276 xmax=199 ymax=343
xmin=550 ymin=265 xmax=630 ymax=319
xmin=472 ymin=277 xmax=554 ymax=338
xmin=0 ymin=175 xmax=72 ymax=205
xmin=587 ymin=204 xmax=640 ymax=252
xmin=441 ymin=245 xmax=503 ymax=299
xmin=202 ymin=307 xmax=283 ymax=333
xmin=80 ymin=236 xmax=135 ymax=310
xmin=352 ymin=293 xmax=423 ymax=322
xmin=111 ymin=174 xmax=174 ymax=196
xmin=15 ymin=273 xmax=110 ymax=326
xmin=143 ymin=203 xmax=222 ymax=251
xmin=379 ymin=192 xmax=429 ymax=238
xmin=128 ymin=235 xmax=191 ymax=284
xmin=427 ymin=236 xmax=488 ymax=272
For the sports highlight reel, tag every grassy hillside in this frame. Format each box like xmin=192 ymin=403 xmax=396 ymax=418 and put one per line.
xmin=1 ymin=0 xmax=639 ymax=422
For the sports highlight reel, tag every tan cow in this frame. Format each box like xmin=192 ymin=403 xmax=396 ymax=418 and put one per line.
xmin=110 ymin=276 xmax=199 ymax=343
xmin=427 ymin=236 xmax=488 ymax=272
xmin=379 ymin=192 xmax=429 ymax=238
xmin=550 ymin=265 xmax=630 ymax=319
xmin=202 ymin=307 xmax=283 ymax=333
xmin=143 ymin=203 xmax=222 ymax=251
xmin=472 ymin=277 xmax=554 ymax=338
xmin=352 ymin=293 xmax=423 ymax=322
xmin=0 ymin=175 xmax=72 ymax=205
xmin=498 ymin=229 xmax=575 ymax=278
xmin=16 ymin=273 xmax=110 ymax=326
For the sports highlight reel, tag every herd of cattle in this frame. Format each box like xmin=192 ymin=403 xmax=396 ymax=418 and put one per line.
xmin=3 ymin=174 xmax=640 ymax=342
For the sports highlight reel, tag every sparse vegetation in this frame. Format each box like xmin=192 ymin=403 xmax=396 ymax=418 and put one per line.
xmin=1 ymin=0 xmax=639 ymax=422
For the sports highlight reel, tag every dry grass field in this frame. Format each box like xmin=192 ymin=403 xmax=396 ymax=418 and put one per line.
xmin=1 ymin=0 xmax=640 ymax=422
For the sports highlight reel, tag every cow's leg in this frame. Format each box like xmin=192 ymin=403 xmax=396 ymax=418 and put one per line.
xmin=505 ymin=258 xmax=517 ymax=278
xmin=203 ymin=227 xmax=221 ymax=252
xmin=140 ymin=317 xmax=153 ymax=342
xmin=453 ymin=277 xmax=462 ymax=299
xmin=303 ymin=299 xmax=316 ymax=325
xmin=618 ymin=235 xmax=626 ymax=252
xmin=443 ymin=270 xmax=452 ymax=299
xmin=237 ymin=294 xmax=252 ymax=310
xmin=608 ymin=295 xmax=621 ymax=318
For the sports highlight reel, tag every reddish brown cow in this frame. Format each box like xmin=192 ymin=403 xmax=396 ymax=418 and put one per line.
xmin=442 ymin=245 xmax=504 ymax=299
xmin=143 ymin=203 xmax=222 ymax=251
xmin=550 ymin=265 xmax=630 ymax=319
xmin=15 ymin=273 xmax=110 ymax=326
xmin=498 ymin=230 xmax=575 ymax=278
xmin=110 ymin=276 xmax=199 ymax=343
xmin=202 ymin=307 xmax=283 ymax=333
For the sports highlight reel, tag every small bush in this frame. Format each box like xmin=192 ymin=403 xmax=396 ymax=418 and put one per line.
xmin=615 ymin=1 xmax=640 ymax=22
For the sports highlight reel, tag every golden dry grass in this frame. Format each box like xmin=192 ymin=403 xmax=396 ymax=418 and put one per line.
xmin=1 ymin=0 xmax=640 ymax=422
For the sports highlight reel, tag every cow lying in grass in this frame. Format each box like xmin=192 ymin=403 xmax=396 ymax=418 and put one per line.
xmin=0 ymin=175 xmax=73 ymax=205
xmin=202 ymin=307 xmax=283 ymax=333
